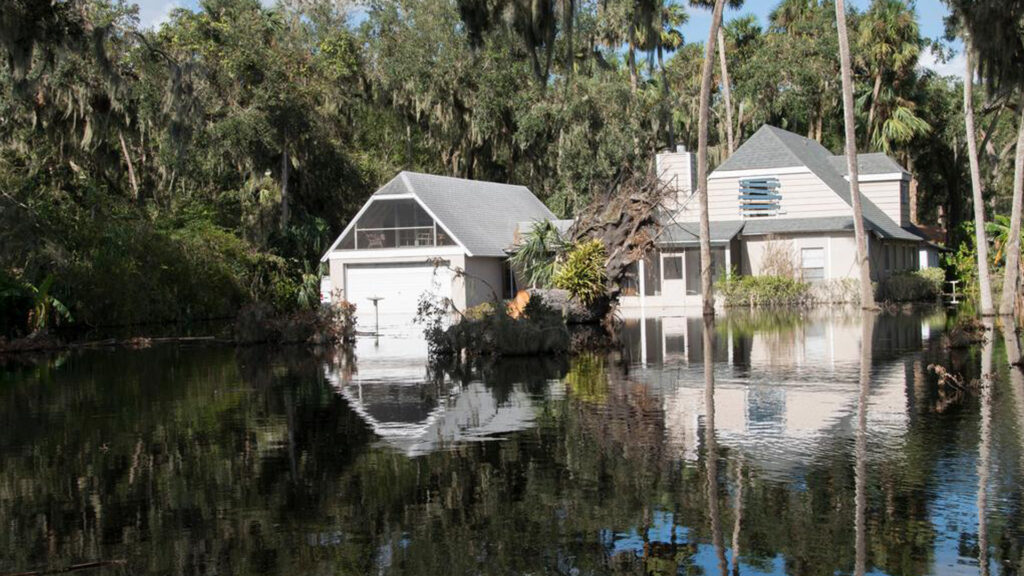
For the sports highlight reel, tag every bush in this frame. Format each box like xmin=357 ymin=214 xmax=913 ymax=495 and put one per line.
xmin=233 ymin=300 xmax=356 ymax=345
xmin=419 ymin=293 xmax=569 ymax=358
xmin=875 ymin=269 xmax=944 ymax=302
xmin=554 ymin=239 xmax=607 ymax=305
xmin=719 ymin=275 xmax=812 ymax=307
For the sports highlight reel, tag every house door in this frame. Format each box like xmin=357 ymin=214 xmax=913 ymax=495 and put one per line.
xmin=661 ymin=252 xmax=686 ymax=301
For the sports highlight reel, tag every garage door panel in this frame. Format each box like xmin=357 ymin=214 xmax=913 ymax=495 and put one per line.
xmin=345 ymin=263 xmax=452 ymax=333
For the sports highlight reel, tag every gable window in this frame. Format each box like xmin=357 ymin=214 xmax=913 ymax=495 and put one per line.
xmin=739 ymin=178 xmax=781 ymax=217
xmin=801 ymin=247 xmax=825 ymax=281
xmin=336 ymin=198 xmax=456 ymax=250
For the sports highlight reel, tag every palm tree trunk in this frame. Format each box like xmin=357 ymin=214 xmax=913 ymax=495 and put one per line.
xmin=658 ymin=44 xmax=676 ymax=150
xmin=964 ymin=40 xmax=996 ymax=315
xmin=628 ymin=26 xmax=638 ymax=93
xmin=717 ymin=27 xmax=735 ymax=156
xmin=999 ymin=99 xmax=1024 ymax=316
xmin=280 ymin=149 xmax=290 ymax=230
xmin=835 ymin=0 xmax=876 ymax=310
xmin=697 ymin=0 xmax=727 ymax=318
xmin=866 ymin=73 xmax=882 ymax=148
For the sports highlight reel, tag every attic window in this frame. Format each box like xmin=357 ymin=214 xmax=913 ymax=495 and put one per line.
xmin=336 ymin=198 xmax=456 ymax=250
xmin=739 ymin=178 xmax=781 ymax=217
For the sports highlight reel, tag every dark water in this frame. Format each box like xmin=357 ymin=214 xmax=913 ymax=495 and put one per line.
xmin=1 ymin=309 xmax=1022 ymax=575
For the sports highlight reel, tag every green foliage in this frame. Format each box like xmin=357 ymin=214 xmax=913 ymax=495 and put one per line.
xmin=553 ymin=240 xmax=607 ymax=306
xmin=719 ymin=275 xmax=812 ymax=307
xmin=418 ymin=293 xmax=569 ymax=358
xmin=875 ymin=268 xmax=944 ymax=302
xmin=509 ymin=220 xmax=564 ymax=289
xmin=945 ymin=221 xmax=981 ymax=300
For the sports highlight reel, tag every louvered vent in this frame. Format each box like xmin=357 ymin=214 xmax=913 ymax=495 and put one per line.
xmin=739 ymin=178 xmax=781 ymax=217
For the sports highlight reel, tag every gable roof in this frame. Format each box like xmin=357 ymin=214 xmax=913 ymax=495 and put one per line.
xmin=715 ymin=126 xmax=921 ymax=241
xmin=827 ymin=153 xmax=909 ymax=177
xmin=324 ymin=171 xmax=557 ymax=259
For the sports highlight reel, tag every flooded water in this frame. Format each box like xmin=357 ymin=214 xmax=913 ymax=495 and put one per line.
xmin=1 ymin=308 xmax=1022 ymax=575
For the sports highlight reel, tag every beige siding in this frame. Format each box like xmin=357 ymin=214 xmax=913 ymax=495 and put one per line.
xmin=860 ymin=180 xmax=906 ymax=227
xmin=464 ymin=257 xmax=506 ymax=308
xmin=741 ymin=233 xmax=859 ymax=280
xmin=675 ymin=171 xmax=852 ymax=222
xmin=657 ymin=150 xmax=696 ymax=207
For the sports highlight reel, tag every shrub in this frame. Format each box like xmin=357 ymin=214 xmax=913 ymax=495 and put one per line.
xmin=554 ymin=239 xmax=607 ymax=305
xmin=419 ymin=293 xmax=569 ymax=358
xmin=718 ymin=275 xmax=811 ymax=307
xmin=875 ymin=269 xmax=944 ymax=302
xmin=233 ymin=300 xmax=356 ymax=345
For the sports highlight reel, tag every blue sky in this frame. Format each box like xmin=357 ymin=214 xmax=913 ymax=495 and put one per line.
xmin=132 ymin=0 xmax=962 ymax=76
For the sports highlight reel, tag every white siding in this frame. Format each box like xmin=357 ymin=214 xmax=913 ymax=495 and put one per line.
xmin=676 ymin=170 xmax=852 ymax=222
xmin=657 ymin=150 xmax=697 ymax=208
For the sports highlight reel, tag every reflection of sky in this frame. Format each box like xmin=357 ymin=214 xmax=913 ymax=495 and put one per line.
xmin=929 ymin=454 xmax=994 ymax=576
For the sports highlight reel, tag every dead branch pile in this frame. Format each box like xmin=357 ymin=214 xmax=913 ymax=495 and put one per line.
xmin=569 ymin=168 xmax=675 ymax=301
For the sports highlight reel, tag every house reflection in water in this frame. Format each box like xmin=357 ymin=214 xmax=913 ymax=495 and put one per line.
xmin=325 ymin=333 xmax=564 ymax=457
xmin=618 ymin=309 xmax=946 ymax=472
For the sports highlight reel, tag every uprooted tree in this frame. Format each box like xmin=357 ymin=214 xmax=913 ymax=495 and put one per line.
xmin=568 ymin=168 xmax=677 ymax=303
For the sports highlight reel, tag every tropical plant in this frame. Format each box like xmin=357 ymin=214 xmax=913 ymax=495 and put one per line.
xmin=23 ymin=275 xmax=72 ymax=335
xmin=553 ymin=239 xmax=607 ymax=305
xmin=986 ymin=214 xmax=1024 ymax=267
xmin=509 ymin=220 xmax=565 ymax=289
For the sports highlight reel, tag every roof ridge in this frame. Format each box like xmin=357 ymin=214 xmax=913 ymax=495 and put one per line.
xmin=399 ymin=171 xmax=415 ymax=193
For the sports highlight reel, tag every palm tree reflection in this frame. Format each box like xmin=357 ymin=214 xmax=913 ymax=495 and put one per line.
xmin=854 ymin=311 xmax=875 ymax=576
xmin=977 ymin=319 xmax=994 ymax=576
xmin=704 ymin=314 xmax=729 ymax=576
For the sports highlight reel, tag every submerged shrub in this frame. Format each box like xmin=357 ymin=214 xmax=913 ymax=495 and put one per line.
xmin=554 ymin=239 xmax=607 ymax=305
xmin=419 ymin=293 xmax=569 ymax=358
xmin=719 ymin=275 xmax=811 ymax=307
xmin=875 ymin=269 xmax=944 ymax=302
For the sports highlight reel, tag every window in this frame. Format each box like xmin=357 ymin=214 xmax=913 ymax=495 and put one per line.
xmin=336 ymin=199 xmax=456 ymax=250
xmin=663 ymin=255 xmax=683 ymax=280
xmin=739 ymin=178 xmax=781 ymax=217
xmin=801 ymin=247 xmax=825 ymax=281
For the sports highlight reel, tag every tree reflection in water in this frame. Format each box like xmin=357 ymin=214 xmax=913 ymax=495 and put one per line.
xmin=0 ymin=310 xmax=1021 ymax=575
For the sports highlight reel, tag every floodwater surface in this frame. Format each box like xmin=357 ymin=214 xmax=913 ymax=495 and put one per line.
xmin=1 ymin=308 xmax=1022 ymax=575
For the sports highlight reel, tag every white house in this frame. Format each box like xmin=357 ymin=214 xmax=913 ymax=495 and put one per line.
xmin=621 ymin=125 xmax=930 ymax=310
xmin=320 ymin=171 xmax=556 ymax=331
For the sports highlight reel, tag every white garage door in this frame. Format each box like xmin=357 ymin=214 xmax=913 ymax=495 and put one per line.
xmin=345 ymin=263 xmax=453 ymax=333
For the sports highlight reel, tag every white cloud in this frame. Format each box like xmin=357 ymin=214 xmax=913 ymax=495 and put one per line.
xmin=918 ymin=48 xmax=966 ymax=79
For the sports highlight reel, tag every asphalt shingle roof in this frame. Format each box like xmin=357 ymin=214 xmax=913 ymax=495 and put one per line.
xmin=715 ymin=126 xmax=921 ymax=241
xmin=660 ymin=221 xmax=745 ymax=245
xmin=374 ymin=171 xmax=557 ymax=257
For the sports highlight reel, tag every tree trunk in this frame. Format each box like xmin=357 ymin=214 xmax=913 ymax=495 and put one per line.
xmin=697 ymin=0 xmax=728 ymax=317
xmin=907 ymin=155 xmax=919 ymax=224
xmin=1000 ymin=98 xmax=1024 ymax=316
xmin=659 ymin=44 xmax=676 ymax=150
xmin=963 ymin=40 xmax=996 ymax=315
xmin=280 ymin=149 xmax=290 ymax=230
xmin=628 ymin=29 xmax=638 ymax=93
xmin=717 ymin=27 xmax=734 ymax=157
xmin=835 ymin=0 xmax=877 ymax=310
xmin=866 ymin=73 xmax=882 ymax=148
xmin=119 ymin=131 xmax=139 ymax=202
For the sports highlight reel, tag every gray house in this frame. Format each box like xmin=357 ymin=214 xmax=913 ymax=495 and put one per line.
xmin=621 ymin=125 xmax=929 ymax=310
xmin=320 ymin=171 xmax=556 ymax=331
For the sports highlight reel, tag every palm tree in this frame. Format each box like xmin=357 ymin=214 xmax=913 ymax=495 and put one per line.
xmin=835 ymin=0 xmax=877 ymax=310
xmin=689 ymin=1 xmax=743 ymax=156
xmin=1002 ymin=103 xmax=1024 ymax=316
xmin=653 ymin=1 xmax=687 ymax=149
xmin=858 ymin=0 xmax=921 ymax=148
xmin=962 ymin=39 xmax=996 ymax=315
xmin=946 ymin=0 xmax=1021 ymax=316
xmin=695 ymin=0 xmax=728 ymax=317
